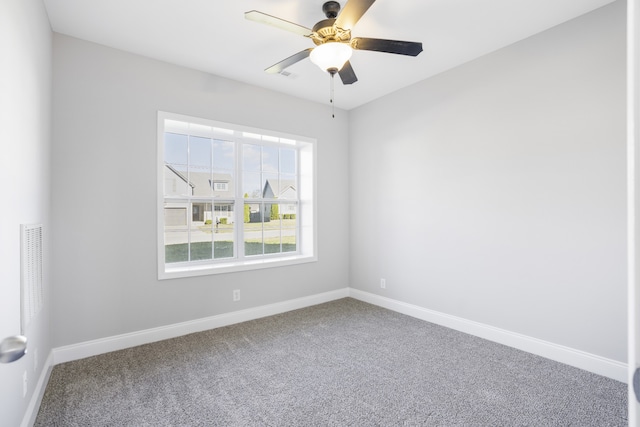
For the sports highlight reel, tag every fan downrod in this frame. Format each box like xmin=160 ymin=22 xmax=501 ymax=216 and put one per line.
xmin=322 ymin=1 xmax=341 ymax=19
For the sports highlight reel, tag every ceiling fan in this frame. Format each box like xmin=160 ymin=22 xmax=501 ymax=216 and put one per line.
xmin=245 ymin=0 xmax=423 ymax=85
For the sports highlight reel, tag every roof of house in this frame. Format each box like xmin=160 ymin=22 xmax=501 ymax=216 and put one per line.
xmin=264 ymin=179 xmax=296 ymax=200
xmin=166 ymin=165 xmax=297 ymax=200
xmin=165 ymin=164 xmax=234 ymax=198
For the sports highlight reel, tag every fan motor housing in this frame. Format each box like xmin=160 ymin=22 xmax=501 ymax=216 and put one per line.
xmin=311 ymin=18 xmax=351 ymax=45
xmin=322 ymin=1 xmax=341 ymax=18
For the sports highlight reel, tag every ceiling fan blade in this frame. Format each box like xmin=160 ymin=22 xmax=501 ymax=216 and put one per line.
xmin=265 ymin=48 xmax=314 ymax=74
xmin=245 ymin=10 xmax=312 ymax=37
xmin=334 ymin=0 xmax=376 ymax=30
xmin=338 ymin=61 xmax=358 ymax=85
xmin=351 ymin=37 xmax=423 ymax=56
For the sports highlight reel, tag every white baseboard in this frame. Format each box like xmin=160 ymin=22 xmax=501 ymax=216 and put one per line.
xmin=53 ymin=288 xmax=349 ymax=365
xmin=46 ymin=286 xmax=625 ymax=396
xmin=21 ymin=350 xmax=55 ymax=427
xmin=25 ymin=286 xmax=625 ymax=426
xmin=348 ymin=289 xmax=627 ymax=383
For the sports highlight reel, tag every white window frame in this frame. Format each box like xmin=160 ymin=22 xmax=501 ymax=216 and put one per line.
xmin=157 ymin=111 xmax=317 ymax=280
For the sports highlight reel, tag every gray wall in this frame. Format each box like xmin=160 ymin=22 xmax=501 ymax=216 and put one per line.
xmin=51 ymin=35 xmax=350 ymax=347
xmin=349 ymin=1 xmax=626 ymax=362
xmin=0 ymin=0 xmax=52 ymax=425
xmin=0 ymin=2 xmax=628 ymax=424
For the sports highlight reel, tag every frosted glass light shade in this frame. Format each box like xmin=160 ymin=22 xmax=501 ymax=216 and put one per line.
xmin=310 ymin=43 xmax=352 ymax=73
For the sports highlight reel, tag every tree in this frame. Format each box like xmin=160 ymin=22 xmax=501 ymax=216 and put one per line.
xmin=244 ymin=193 xmax=250 ymax=223
xmin=270 ymin=203 xmax=279 ymax=220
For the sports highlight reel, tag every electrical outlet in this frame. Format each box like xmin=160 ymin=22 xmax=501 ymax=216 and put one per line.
xmin=23 ymin=371 xmax=28 ymax=397
xmin=233 ymin=289 xmax=241 ymax=302
xmin=380 ymin=278 xmax=386 ymax=289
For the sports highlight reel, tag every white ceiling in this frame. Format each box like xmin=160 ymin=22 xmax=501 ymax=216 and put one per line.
xmin=43 ymin=0 xmax=616 ymax=110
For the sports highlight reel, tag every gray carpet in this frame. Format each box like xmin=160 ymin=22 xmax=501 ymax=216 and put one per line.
xmin=35 ymin=298 xmax=626 ymax=426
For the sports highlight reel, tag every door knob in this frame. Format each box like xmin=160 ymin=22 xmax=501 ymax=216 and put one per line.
xmin=0 ymin=335 xmax=27 ymax=363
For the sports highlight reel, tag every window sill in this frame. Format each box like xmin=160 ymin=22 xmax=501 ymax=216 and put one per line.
xmin=159 ymin=254 xmax=317 ymax=280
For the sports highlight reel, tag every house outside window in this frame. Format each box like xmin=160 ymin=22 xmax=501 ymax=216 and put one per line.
xmin=157 ymin=112 xmax=316 ymax=279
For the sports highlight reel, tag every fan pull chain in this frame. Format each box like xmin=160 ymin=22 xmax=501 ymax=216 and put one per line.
xmin=330 ymin=73 xmax=335 ymax=118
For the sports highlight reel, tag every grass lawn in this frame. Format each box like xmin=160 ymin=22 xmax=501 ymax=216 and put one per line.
xmin=166 ymin=219 xmax=298 ymax=263
xmin=165 ymin=241 xmax=296 ymax=263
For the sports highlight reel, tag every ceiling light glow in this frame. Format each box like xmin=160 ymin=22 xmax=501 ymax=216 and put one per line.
xmin=309 ymin=42 xmax=352 ymax=74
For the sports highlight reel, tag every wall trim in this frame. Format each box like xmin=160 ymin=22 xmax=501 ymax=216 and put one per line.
xmin=348 ymin=288 xmax=627 ymax=383
xmin=29 ymin=286 xmax=624 ymax=425
xmin=21 ymin=350 xmax=55 ymax=427
xmin=53 ymin=288 xmax=349 ymax=365
xmin=46 ymin=286 xmax=624 ymax=399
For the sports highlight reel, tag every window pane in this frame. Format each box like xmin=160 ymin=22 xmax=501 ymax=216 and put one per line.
xmin=243 ymin=144 xmax=261 ymax=172
xmin=279 ymin=175 xmax=297 ymax=200
xmin=262 ymin=173 xmax=278 ymax=199
xmin=214 ymin=203 xmax=234 ymax=259
xmin=212 ymin=171 xmax=234 ymax=197
xmin=164 ymin=133 xmax=190 ymax=196
xmin=164 ymin=203 xmax=189 ymax=263
xmin=190 ymin=136 xmax=212 ymax=172
xmin=190 ymin=202 xmax=212 ymax=261
xmin=190 ymin=136 xmax=213 ymax=197
xmin=264 ymin=204 xmax=281 ymax=254
xmin=280 ymin=148 xmax=296 ymax=175
xmin=245 ymin=203 xmax=263 ymax=256
xmin=207 ymin=139 xmax=234 ymax=198
xmin=165 ymin=133 xmax=188 ymax=167
xmin=262 ymin=146 xmax=279 ymax=173
xmin=243 ymin=172 xmax=261 ymax=198
xmin=282 ymin=204 xmax=297 ymax=253
xmin=213 ymin=139 xmax=234 ymax=170
xmin=280 ymin=203 xmax=298 ymax=252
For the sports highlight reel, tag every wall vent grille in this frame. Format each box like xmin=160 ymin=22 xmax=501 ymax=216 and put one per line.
xmin=21 ymin=224 xmax=43 ymax=333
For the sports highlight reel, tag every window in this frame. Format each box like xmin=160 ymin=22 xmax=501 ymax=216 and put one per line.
xmin=157 ymin=112 xmax=316 ymax=279
xmin=213 ymin=182 xmax=228 ymax=192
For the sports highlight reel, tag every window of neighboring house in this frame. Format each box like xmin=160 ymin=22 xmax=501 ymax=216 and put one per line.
xmin=213 ymin=182 xmax=228 ymax=192
xmin=157 ymin=111 xmax=316 ymax=279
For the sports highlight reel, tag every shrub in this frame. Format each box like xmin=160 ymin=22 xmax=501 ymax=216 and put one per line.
xmin=220 ymin=218 xmax=227 ymax=225
xmin=270 ymin=203 xmax=279 ymax=220
xmin=205 ymin=220 xmax=212 ymax=225
xmin=244 ymin=195 xmax=250 ymax=223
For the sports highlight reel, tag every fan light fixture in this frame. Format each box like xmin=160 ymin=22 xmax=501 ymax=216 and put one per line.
xmin=246 ymin=0 xmax=424 ymax=118
xmin=310 ymin=42 xmax=352 ymax=74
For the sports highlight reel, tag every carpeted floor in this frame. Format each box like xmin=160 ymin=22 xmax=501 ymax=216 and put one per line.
xmin=35 ymin=298 xmax=627 ymax=426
